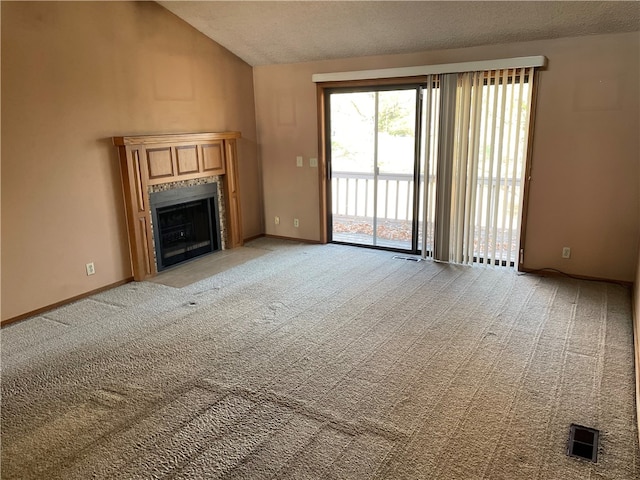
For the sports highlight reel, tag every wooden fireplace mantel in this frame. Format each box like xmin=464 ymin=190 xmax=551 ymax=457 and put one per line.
xmin=113 ymin=131 xmax=243 ymax=281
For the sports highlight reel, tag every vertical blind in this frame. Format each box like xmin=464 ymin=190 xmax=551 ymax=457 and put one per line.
xmin=423 ymin=67 xmax=536 ymax=267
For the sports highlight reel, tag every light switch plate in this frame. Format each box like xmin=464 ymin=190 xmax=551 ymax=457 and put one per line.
xmin=296 ymin=156 xmax=303 ymax=167
xmin=309 ymin=157 xmax=318 ymax=167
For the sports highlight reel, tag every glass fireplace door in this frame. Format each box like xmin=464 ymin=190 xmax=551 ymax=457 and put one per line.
xmin=149 ymin=182 xmax=222 ymax=272
xmin=156 ymin=199 xmax=214 ymax=269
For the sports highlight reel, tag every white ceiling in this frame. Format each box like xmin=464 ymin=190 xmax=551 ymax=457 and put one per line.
xmin=159 ymin=1 xmax=640 ymax=66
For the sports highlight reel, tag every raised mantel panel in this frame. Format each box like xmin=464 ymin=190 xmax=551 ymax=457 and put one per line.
xmin=113 ymin=131 xmax=242 ymax=281
xmin=147 ymin=147 xmax=174 ymax=179
xmin=176 ymin=145 xmax=199 ymax=175
xmin=131 ymin=150 xmax=146 ymax=213
xmin=202 ymin=142 xmax=225 ymax=174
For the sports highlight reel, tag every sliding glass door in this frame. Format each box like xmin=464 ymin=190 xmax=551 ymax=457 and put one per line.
xmin=328 ymin=87 xmax=420 ymax=251
xmin=325 ymin=69 xmax=535 ymax=267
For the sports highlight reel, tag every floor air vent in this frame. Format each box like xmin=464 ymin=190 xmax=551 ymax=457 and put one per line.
xmin=392 ymin=255 xmax=422 ymax=262
xmin=567 ymin=424 xmax=599 ymax=462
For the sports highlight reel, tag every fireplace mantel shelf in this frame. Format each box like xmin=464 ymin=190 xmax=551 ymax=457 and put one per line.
xmin=113 ymin=131 xmax=240 ymax=146
xmin=113 ymin=131 xmax=243 ymax=281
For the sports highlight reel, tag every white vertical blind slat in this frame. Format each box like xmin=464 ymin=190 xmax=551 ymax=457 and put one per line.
xmin=464 ymin=71 xmax=484 ymax=264
xmin=499 ymin=68 xmax=517 ymax=264
xmin=427 ymin=84 xmax=440 ymax=256
xmin=483 ymin=73 xmax=499 ymax=264
xmin=451 ymin=74 xmax=469 ymax=263
xmin=421 ymin=77 xmax=433 ymax=258
xmin=489 ymin=69 xmax=510 ymax=264
xmin=475 ymin=76 xmax=491 ymax=262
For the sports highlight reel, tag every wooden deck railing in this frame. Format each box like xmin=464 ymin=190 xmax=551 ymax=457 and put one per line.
xmin=331 ymin=170 xmax=522 ymax=261
xmin=331 ymin=171 xmax=428 ymax=221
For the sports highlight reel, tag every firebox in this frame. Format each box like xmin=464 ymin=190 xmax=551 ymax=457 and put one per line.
xmin=149 ymin=183 xmax=222 ymax=271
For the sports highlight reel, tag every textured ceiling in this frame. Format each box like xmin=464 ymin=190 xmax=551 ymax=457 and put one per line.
xmin=159 ymin=1 xmax=640 ymax=66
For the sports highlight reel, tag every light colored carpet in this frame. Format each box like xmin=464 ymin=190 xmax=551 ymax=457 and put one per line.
xmin=1 ymin=237 xmax=638 ymax=479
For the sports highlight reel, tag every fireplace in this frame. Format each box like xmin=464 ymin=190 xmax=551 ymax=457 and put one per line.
xmin=149 ymin=183 xmax=222 ymax=271
xmin=113 ymin=132 xmax=243 ymax=281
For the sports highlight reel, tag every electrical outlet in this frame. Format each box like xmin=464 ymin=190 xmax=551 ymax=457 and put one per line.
xmin=275 ymin=216 xmax=280 ymax=225
xmin=294 ymin=218 xmax=299 ymax=228
xmin=562 ymin=247 xmax=571 ymax=259
xmin=86 ymin=262 xmax=96 ymax=276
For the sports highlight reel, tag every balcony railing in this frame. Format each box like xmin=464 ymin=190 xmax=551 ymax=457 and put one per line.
xmin=331 ymin=171 xmax=424 ymax=221
xmin=331 ymin=170 xmax=522 ymax=261
xmin=331 ymin=171 xmax=429 ymax=249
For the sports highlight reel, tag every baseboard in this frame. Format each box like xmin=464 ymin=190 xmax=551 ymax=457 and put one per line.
xmin=518 ymin=266 xmax=633 ymax=287
xmin=1 ymin=277 xmax=134 ymax=327
xmin=243 ymin=233 xmax=265 ymax=243
xmin=633 ymin=285 xmax=640 ymax=448
xmin=264 ymin=234 xmax=322 ymax=244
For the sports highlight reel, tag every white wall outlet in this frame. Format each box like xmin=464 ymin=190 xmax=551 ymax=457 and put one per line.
xmin=296 ymin=156 xmax=303 ymax=167
xmin=86 ymin=262 xmax=96 ymax=276
xmin=562 ymin=247 xmax=571 ymax=259
xmin=294 ymin=218 xmax=299 ymax=227
xmin=275 ymin=216 xmax=280 ymax=225
xmin=309 ymin=157 xmax=318 ymax=168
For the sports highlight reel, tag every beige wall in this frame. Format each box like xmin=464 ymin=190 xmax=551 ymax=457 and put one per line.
xmin=1 ymin=1 xmax=261 ymax=320
xmin=254 ymin=32 xmax=639 ymax=282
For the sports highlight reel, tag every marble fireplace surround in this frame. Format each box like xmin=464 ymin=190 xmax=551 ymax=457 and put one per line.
xmin=113 ymin=132 xmax=243 ymax=281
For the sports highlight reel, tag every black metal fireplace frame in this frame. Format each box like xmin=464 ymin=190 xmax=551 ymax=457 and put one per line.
xmin=149 ymin=183 xmax=222 ymax=272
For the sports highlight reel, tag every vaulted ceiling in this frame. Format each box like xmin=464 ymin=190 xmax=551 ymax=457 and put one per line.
xmin=159 ymin=1 xmax=640 ymax=66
